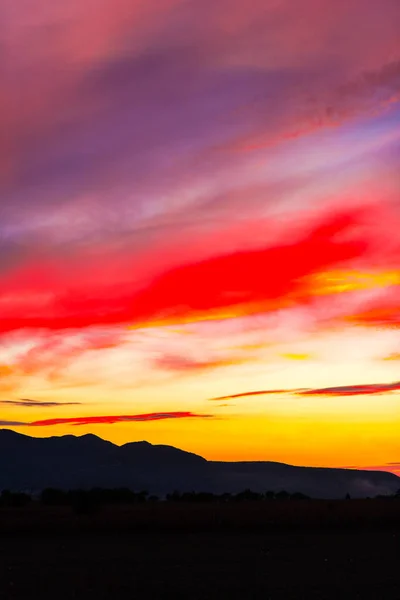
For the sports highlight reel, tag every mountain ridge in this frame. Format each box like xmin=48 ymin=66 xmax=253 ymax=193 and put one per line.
xmin=1 ymin=429 xmax=398 ymax=498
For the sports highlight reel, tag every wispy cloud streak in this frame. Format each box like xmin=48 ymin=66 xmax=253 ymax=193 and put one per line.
xmin=0 ymin=399 xmax=81 ymax=407
xmin=211 ymin=381 xmax=400 ymax=400
xmin=0 ymin=411 xmax=214 ymax=428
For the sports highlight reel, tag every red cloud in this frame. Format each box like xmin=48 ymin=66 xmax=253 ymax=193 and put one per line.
xmin=0 ymin=207 xmax=367 ymax=333
xmin=128 ymin=209 xmax=368 ymax=328
xmin=345 ymin=305 xmax=400 ymax=330
xmin=28 ymin=411 xmax=213 ymax=427
xmin=298 ymin=382 xmax=400 ymax=397
xmin=211 ymin=380 xmax=400 ymax=400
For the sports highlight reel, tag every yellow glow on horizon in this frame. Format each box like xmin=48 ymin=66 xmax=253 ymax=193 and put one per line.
xmin=3 ymin=308 xmax=400 ymax=475
xmin=9 ymin=412 xmax=399 ymax=470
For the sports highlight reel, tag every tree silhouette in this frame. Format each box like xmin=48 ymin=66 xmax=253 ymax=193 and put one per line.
xmin=0 ymin=490 xmax=31 ymax=507
xmin=290 ymin=492 xmax=309 ymax=501
xmin=41 ymin=488 xmax=67 ymax=506
xmin=70 ymin=490 xmax=100 ymax=515
xmin=235 ymin=489 xmax=263 ymax=501
xmin=275 ymin=490 xmax=290 ymax=500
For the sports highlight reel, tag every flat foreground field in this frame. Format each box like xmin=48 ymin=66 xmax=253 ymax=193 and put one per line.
xmin=1 ymin=529 xmax=400 ymax=599
xmin=0 ymin=502 xmax=399 ymax=599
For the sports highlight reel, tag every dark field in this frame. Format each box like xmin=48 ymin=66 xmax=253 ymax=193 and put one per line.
xmin=1 ymin=501 xmax=400 ymax=599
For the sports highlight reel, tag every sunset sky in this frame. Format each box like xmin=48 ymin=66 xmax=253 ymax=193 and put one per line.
xmin=1 ymin=0 xmax=400 ymax=474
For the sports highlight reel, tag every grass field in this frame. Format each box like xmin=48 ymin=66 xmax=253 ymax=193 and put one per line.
xmin=1 ymin=501 xmax=399 ymax=598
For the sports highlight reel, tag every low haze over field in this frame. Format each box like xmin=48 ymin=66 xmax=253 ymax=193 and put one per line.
xmin=1 ymin=0 xmax=400 ymax=473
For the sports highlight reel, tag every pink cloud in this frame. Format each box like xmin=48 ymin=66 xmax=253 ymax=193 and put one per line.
xmin=12 ymin=330 xmax=125 ymax=381
xmin=153 ymin=353 xmax=250 ymax=373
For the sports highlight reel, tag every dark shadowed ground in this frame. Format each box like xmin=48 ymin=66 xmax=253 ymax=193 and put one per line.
xmin=1 ymin=530 xmax=400 ymax=599
xmin=0 ymin=502 xmax=399 ymax=599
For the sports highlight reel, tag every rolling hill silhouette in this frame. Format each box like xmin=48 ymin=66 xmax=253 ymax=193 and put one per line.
xmin=1 ymin=429 xmax=398 ymax=498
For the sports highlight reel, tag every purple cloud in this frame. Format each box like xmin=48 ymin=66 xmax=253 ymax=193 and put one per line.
xmin=0 ymin=399 xmax=81 ymax=408
xmin=211 ymin=380 xmax=400 ymax=400
xmin=2 ymin=0 xmax=399 ymax=261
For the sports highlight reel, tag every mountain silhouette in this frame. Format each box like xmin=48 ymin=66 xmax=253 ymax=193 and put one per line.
xmin=1 ymin=429 xmax=398 ymax=498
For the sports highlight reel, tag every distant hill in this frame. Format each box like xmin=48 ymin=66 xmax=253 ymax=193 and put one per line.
xmin=1 ymin=429 xmax=398 ymax=498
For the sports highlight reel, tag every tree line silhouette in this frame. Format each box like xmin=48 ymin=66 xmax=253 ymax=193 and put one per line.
xmin=0 ymin=487 xmax=399 ymax=513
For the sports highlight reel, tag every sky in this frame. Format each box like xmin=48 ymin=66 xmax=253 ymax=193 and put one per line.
xmin=1 ymin=0 xmax=400 ymax=474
